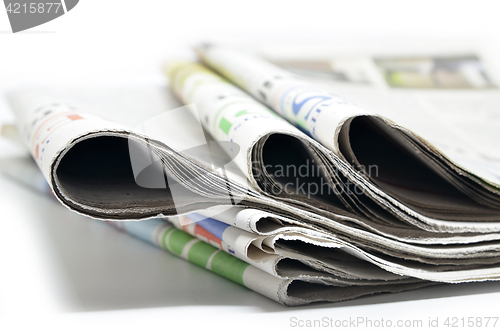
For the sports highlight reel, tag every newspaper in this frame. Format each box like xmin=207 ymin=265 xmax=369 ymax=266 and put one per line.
xmin=4 ymin=46 xmax=500 ymax=306
xmin=195 ymin=45 xmax=500 ymax=233
xmin=7 ymin=78 xmax=500 ymax=252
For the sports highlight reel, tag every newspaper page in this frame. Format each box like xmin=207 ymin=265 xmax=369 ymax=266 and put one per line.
xmin=266 ymin=52 xmax=500 ymax=182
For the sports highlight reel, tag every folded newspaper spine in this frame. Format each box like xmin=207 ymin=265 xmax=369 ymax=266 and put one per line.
xmin=5 ymin=88 xmax=281 ymax=219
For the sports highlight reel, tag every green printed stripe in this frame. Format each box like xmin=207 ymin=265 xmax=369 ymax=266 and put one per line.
xmin=212 ymin=100 xmax=256 ymax=133
xmin=188 ymin=241 xmax=218 ymax=268
xmin=161 ymin=227 xmax=175 ymax=251
xmin=168 ymin=230 xmax=195 ymax=255
xmin=235 ymin=110 xmax=248 ymax=117
xmin=161 ymin=228 xmax=250 ymax=287
xmin=219 ymin=117 xmax=233 ymax=135
xmin=236 ymin=108 xmax=280 ymax=118
xmin=210 ymin=251 xmax=249 ymax=286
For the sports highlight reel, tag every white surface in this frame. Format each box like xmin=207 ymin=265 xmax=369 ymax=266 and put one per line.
xmin=1 ymin=1 xmax=500 ymax=330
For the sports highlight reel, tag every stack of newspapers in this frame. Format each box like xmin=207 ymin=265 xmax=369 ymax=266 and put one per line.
xmin=4 ymin=44 xmax=500 ymax=306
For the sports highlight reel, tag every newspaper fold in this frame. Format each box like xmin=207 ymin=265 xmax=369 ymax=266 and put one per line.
xmin=196 ymin=45 xmax=500 ymax=233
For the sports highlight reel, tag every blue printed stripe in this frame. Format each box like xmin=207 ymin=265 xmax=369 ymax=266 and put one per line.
xmin=189 ymin=213 xmax=230 ymax=240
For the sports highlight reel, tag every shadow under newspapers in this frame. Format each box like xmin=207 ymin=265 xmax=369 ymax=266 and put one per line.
xmin=1 ymin=176 xmax=276 ymax=311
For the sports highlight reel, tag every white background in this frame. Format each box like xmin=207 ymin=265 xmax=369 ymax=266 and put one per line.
xmin=1 ymin=1 xmax=500 ymax=330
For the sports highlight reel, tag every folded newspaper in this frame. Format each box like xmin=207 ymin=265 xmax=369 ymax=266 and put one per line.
xmin=4 ymin=44 xmax=500 ymax=306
